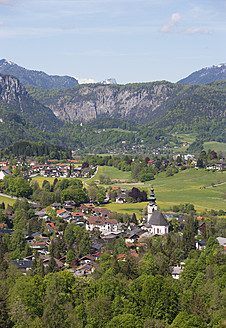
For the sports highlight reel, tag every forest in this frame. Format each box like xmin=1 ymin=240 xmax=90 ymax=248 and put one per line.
xmin=0 ymin=211 xmax=225 ymax=327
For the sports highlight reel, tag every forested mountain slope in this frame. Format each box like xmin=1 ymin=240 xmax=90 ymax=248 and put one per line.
xmin=27 ymin=81 xmax=226 ymax=138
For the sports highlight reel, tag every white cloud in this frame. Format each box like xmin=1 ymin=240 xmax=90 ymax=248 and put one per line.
xmin=0 ymin=21 xmax=4 ymax=26
xmin=183 ymin=27 xmax=212 ymax=35
xmin=160 ymin=12 xmax=181 ymax=33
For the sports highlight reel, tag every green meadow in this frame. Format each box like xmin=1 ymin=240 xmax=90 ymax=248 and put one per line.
xmin=28 ymin=167 xmax=226 ymax=213
xmin=203 ymin=141 xmax=226 ymax=156
xmin=87 ymin=165 xmax=132 ymax=184
xmin=31 ymin=175 xmax=56 ymax=187
xmin=97 ymin=167 xmax=226 ymax=213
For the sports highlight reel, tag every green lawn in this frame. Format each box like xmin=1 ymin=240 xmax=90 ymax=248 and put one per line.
xmin=0 ymin=195 xmax=16 ymax=207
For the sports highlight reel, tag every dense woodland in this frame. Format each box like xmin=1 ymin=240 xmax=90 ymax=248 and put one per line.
xmin=0 ymin=198 xmax=225 ymax=327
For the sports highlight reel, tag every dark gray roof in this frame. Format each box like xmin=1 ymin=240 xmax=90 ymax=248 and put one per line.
xmin=9 ymin=260 xmax=32 ymax=269
xmin=148 ymin=210 xmax=168 ymax=226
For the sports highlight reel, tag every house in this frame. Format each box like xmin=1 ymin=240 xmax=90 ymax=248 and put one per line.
xmin=125 ymin=229 xmax=142 ymax=244
xmin=0 ymin=168 xmax=11 ymax=180
xmin=86 ymin=216 xmax=118 ymax=234
xmin=9 ymin=260 xmax=32 ymax=271
xmin=51 ymin=202 xmax=62 ymax=210
xmin=91 ymin=207 xmax=112 ymax=218
xmin=79 ymin=255 xmax=95 ymax=264
xmin=46 ymin=222 xmax=56 ymax=232
xmin=29 ymin=242 xmax=47 ymax=249
xmin=217 ymin=237 xmax=226 ymax=250
xmin=71 ymin=212 xmax=85 ymax=220
xmin=42 ymin=258 xmax=64 ymax=269
xmin=196 ymin=239 xmax=206 ymax=250
xmin=170 ymin=265 xmax=183 ymax=279
xmin=73 ymin=263 xmax=95 ymax=276
xmin=91 ymin=242 xmax=103 ymax=253
xmin=79 ymin=203 xmax=95 ymax=213
xmin=115 ymin=196 xmax=126 ymax=204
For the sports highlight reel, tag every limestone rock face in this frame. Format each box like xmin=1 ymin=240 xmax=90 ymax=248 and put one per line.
xmin=0 ymin=74 xmax=26 ymax=104
xmin=45 ymin=83 xmax=173 ymax=123
xmin=0 ymin=73 xmax=61 ymax=132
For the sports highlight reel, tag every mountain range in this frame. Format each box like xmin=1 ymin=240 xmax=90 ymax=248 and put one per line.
xmin=0 ymin=61 xmax=225 ymax=149
xmin=0 ymin=59 xmax=79 ymax=90
xmin=178 ymin=63 xmax=226 ymax=85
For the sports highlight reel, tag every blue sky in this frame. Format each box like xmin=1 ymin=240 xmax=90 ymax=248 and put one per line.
xmin=0 ymin=0 xmax=225 ymax=84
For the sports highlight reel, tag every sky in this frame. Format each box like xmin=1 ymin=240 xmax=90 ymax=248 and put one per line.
xmin=0 ymin=0 xmax=225 ymax=84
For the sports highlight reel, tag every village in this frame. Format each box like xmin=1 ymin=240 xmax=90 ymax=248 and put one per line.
xmin=0 ymin=184 xmax=225 ymax=281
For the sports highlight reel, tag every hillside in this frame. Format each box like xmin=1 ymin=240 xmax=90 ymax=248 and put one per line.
xmin=26 ymin=81 xmax=226 ymax=141
xmin=0 ymin=59 xmax=78 ymax=89
xmin=0 ymin=74 xmax=62 ymax=146
xmin=178 ymin=63 xmax=226 ymax=84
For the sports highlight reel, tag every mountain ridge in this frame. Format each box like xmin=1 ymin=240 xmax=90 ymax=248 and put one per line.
xmin=178 ymin=63 xmax=226 ymax=85
xmin=0 ymin=59 xmax=79 ymax=89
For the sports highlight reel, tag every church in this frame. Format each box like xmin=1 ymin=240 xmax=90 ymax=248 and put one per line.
xmin=146 ymin=187 xmax=169 ymax=235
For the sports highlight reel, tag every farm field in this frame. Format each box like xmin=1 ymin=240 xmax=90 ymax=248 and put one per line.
xmin=98 ymin=167 xmax=226 ymax=212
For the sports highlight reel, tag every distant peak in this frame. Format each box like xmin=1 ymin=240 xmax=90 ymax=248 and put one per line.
xmin=1 ymin=59 xmax=14 ymax=65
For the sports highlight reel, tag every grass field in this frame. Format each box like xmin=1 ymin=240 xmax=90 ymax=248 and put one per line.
xmin=152 ymin=169 xmax=226 ymax=211
xmin=0 ymin=195 xmax=16 ymax=207
xmin=203 ymin=141 xmax=226 ymax=156
xmin=97 ymin=167 xmax=226 ymax=213
xmin=31 ymin=167 xmax=226 ymax=213
xmin=31 ymin=175 xmax=56 ymax=187
xmin=87 ymin=166 xmax=132 ymax=185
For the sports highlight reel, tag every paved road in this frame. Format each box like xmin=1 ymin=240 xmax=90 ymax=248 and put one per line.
xmin=83 ymin=166 xmax=99 ymax=186
xmin=0 ymin=192 xmax=36 ymax=204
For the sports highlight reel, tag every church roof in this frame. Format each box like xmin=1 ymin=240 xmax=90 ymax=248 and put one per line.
xmin=148 ymin=210 xmax=168 ymax=226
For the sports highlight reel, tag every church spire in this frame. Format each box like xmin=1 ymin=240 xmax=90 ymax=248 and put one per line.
xmin=149 ymin=186 xmax=156 ymax=206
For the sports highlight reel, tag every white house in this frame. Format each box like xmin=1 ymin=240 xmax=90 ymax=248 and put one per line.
xmin=86 ymin=216 xmax=118 ymax=234
xmin=0 ymin=169 xmax=11 ymax=180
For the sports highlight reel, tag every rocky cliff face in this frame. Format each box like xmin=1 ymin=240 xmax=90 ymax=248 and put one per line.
xmin=0 ymin=73 xmax=61 ymax=132
xmin=0 ymin=74 xmax=26 ymax=105
xmin=29 ymin=82 xmax=177 ymax=124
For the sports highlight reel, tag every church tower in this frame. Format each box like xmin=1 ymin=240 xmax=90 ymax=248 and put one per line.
xmin=147 ymin=187 xmax=158 ymax=221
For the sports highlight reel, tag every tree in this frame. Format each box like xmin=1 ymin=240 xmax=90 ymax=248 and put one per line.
xmin=66 ymin=249 xmax=75 ymax=266
xmin=182 ymin=216 xmax=198 ymax=256
xmin=10 ymin=230 xmax=26 ymax=259
xmin=131 ymin=213 xmax=138 ymax=225
xmin=107 ymin=313 xmax=142 ymax=328
xmin=47 ymin=256 xmax=59 ymax=273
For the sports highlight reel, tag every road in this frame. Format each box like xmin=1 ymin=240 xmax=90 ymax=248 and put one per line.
xmin=0 ymin=192 xmax=36 ymax=204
